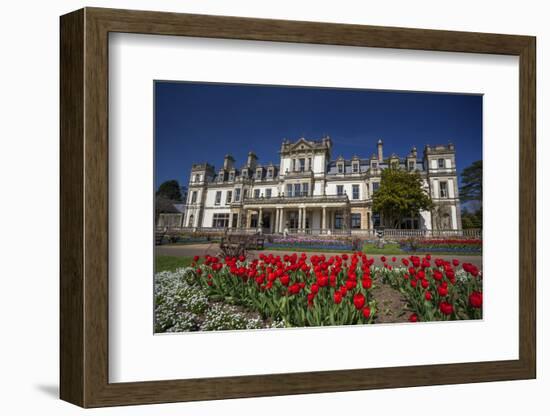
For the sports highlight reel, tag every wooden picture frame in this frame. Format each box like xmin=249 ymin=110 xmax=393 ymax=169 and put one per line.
xmin=60 ymin=7 xmax=536 ymax=408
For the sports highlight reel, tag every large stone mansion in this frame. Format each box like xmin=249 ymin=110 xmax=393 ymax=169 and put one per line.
xmin=181 ymin=137 xmax=462 ymax=234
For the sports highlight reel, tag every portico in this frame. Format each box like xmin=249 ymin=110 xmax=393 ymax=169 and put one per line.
xmin=241 ymin=194 xmax=352 ymax=234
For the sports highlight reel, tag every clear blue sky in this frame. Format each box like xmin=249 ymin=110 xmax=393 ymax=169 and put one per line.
xmin=154 ymin=81 xmax=482 ymax=190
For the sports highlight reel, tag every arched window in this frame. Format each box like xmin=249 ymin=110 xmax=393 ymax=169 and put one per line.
xmin=188 ymin=214 xmax=194 ymax=227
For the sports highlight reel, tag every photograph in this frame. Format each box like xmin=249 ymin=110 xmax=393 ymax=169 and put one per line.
xmin=153 ymin=81 xmax=483 ymax=332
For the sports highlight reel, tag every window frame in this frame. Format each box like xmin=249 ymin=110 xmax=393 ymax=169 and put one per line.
xmin=439 ymin=181 xmax=448 ymax=198
xmin=352 ymin=184 xmax=360 ymax=200
xmin=351 ymin=213 xmax=361 ymax=229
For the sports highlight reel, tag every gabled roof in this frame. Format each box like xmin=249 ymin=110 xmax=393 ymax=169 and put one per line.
xmin=289 ymin=137 xmax=315 ymax=150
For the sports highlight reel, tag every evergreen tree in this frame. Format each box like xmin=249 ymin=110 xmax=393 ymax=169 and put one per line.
xmin=156 ymin=180 xmax=183 ymax=201
xmin=460 ymin=160 xmax=482 ymax=203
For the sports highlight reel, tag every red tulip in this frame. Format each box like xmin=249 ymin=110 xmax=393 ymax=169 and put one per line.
xmin=310 ymin=283 xmax=319 ymax=294
xmin=280 ymin=274 xmax=290 ymax=286
xmin=193 ymin=255 xmax=200 ymax=262
xmin=353 ymin=293 xmax=366 ymax=310
xmin=362 ymin=307 xmax=371 ymax=319
xmin=421 ymin=279 xmax=429 ymax=289
xmin=469 ymin=291 xmax=483 ymax=308
xmin=409 ymin=313 xmax=419 ymax=322
xmin=334 ymin=291 xmax=343 ymax=304
xmin=346 ymin=280 xmax=357 ymax=290
xmin=438 ymin=285 xmax=448 ymax=297
xmin=288 ymin=283 xmax=300 ymax=295
xmin=439 ymin=301 xmax=453 ymax=315
xmin=425 ymin=291 xmax=432 ymax=301
xmin=452 ymin=259 xmax=460 ymax=267
xmin=362 ymin=277 xmax=372 ymax=289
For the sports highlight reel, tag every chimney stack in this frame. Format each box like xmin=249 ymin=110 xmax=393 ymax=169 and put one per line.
xmin=223 ymin=154 xmax=235 ymax=170
xmin=377 ymin=139 xmax=384 ymax=162
xmin=247 ymin=151 xmax=258 ymax=169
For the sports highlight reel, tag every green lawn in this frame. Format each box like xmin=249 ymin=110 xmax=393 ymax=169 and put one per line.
xmin=362 ymin=243 xmax=405 ymax=255
xmin=155 ymin=256 xmax=195 ymax=272
xmin=262 ymin=246 xmax=355 ymax=253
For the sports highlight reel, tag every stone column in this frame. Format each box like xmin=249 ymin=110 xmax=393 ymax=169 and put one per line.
xmin=258 ymin=207 xmax=263 ymax=229
xmin=298 ymin=208 xmax=303 ymax=232
xmin=274 ymin=209 xmax=279 ymax=233
xmin=280 ymin=208 xmax=285 ymax=233
xmin=322 ymin=206 xmax=326 ymax=232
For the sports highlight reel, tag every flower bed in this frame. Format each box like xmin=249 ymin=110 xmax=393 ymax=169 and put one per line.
xmin=265 ymin=237 xmax=355 ymax=251
xmin=378 ymin=255 xmax=482 ymax=321
xmin=400 ymin=238 xmax=482 ymax=253
xmin=155 ymin=251 xmax=483 ymax=332
xmin=155 ymin=269 xmax=285 ymax=332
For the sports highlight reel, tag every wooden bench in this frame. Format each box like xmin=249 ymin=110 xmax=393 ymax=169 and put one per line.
xmin=220 ymin=234 xmax=265 ymax=254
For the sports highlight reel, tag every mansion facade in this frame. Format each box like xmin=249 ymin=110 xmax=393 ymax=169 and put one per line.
xmin=182 ymin=137 xmax=462 ymax=234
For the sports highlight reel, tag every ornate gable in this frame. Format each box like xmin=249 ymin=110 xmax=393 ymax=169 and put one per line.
xmin=289 ymin=137 xmax=314 ymax=151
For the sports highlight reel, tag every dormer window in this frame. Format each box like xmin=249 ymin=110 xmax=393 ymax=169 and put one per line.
xmin=391 ymin=160 xmax=399 ymax=169
xmin=229 ymin=172 xmax=235 ymax=181
xmin=352 ymin=162 xmax=359 ymax=173
xmin=267 ymin=169 xmax=273 ymax=178
xmin=337 ymin=163 xmax=344 ymax=174
xmin=194 ymin=174 xmax=200 ymax=182
xmin=438 ymin=158 xmax=445 ymax=168
xmin=408 ymin=160 xmax=415 ymax=171
xmin=371 ymin=161 xmax=378 ymax=169
xmin=256 ymin=170 xmax=262 ymax=180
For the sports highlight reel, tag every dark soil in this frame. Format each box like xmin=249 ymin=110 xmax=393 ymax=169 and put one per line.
xmin=371 ymin=281 xmax=409 ymax=324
